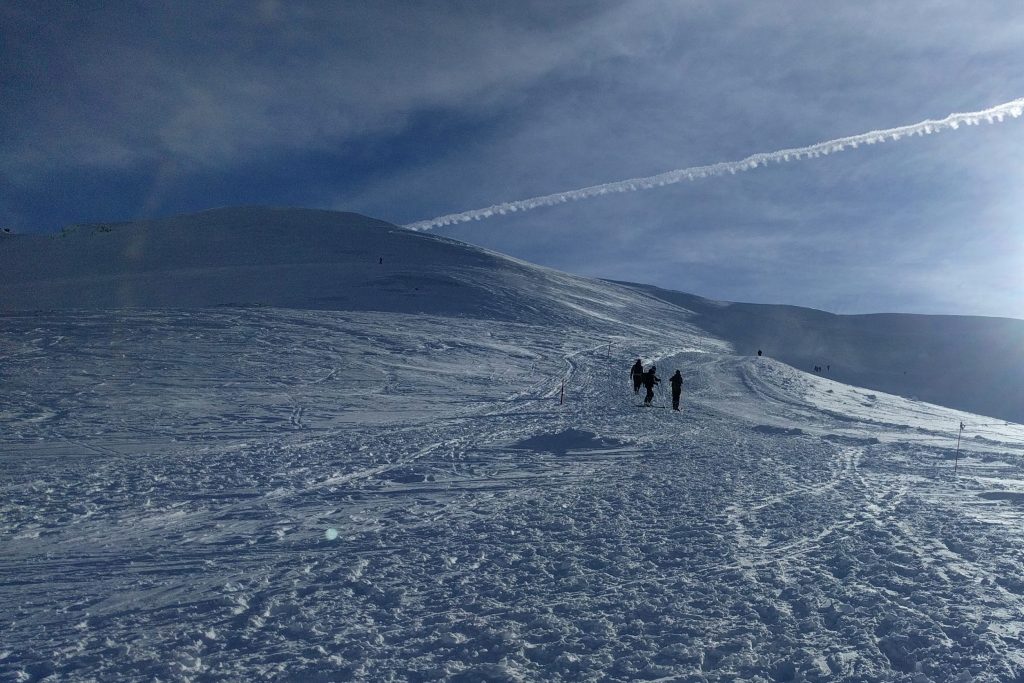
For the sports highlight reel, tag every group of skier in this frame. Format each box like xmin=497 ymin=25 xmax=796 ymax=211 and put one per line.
xmin=629 ymin=359 xmax=684 ymax=411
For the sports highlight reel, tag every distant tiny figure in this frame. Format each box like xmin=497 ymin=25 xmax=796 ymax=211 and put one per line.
xmin=630 ymin=359 xmax=644 ymax=394
xmin=642 ymin=366 xmax=661 ymax=406
xmin=669 ymin=370 xmax=683 ymax=411
xmin=379 ymin=256 xmax=383 ymax=264
xmin=757 ymin=349 xmax=762 ymax=357
xmin=827 ymin=365 xmax=830 ymax=373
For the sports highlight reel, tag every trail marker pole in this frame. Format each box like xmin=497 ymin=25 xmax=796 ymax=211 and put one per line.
xmin=953 ymin=421 xmax=965 ymax=475
xmin=560 ymin=380 xmax=565 ymax=405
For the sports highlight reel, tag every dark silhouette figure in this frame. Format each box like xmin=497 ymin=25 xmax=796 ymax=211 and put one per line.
xmin=669 ymin=370 xmax=683 ymax=411
xmin=642 ymin=366 xmax=661 ymax=406
xmin=757 ymin=349 xmax=762 ymax=357
xmin=630 ymin=359 xmax=644 ymax=394
xmin=379 ymin=256 xmax=383 ymax=264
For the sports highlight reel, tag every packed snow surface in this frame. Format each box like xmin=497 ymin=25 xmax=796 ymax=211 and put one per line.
xmin=3 ymin=208 xmax=1024 ymax=681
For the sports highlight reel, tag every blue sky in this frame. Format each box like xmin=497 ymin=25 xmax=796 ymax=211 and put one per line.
xmin=3 ymin=1 xmax=1024 ymax=318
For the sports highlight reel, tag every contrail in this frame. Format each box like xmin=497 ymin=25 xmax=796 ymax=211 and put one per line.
xmin=405 ymin=97 xmax=1024 ymax=232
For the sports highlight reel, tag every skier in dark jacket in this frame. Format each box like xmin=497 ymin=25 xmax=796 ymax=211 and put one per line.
xmin=669 ymin=370 xmax=683 ymax=411
xmin=630 ymin=359 xmax=644 ymax=394
xmin=642 ymin=366 xmax=661 ymax=406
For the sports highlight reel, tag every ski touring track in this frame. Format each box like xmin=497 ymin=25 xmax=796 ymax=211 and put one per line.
xmin=3 ymin=309 xmax=1024 ymax=681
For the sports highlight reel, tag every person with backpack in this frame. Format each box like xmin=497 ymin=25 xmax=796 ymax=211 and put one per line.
xmin=642 ymin=366 xmax=661 ymax=406
xmin=669 ymin=370 xmax=683 ymax=411
xmin=667 ymin=370 xmax=684 ymax=409
xmin=630 ymin=359 xmax=644 ymax=394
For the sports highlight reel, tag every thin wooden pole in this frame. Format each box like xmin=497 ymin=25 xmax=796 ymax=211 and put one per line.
xmin=953 ymin=421 xmax=964 ymax=475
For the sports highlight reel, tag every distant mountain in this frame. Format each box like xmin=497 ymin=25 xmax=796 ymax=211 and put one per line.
xmin=619 ymin=283 xmax=1024 ymax=426
xmin=3 ymin=205 xmax=1021 ymax=424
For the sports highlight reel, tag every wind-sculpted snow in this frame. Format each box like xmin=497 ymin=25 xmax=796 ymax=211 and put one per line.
xmin=3 ymin=307 xmax=1024 ymax=681
xmin=405 ymin=97 xmax=1024 ymax=231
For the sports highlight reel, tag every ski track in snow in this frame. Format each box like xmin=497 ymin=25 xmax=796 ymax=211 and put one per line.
xmin=3 ymin=309 xmax=1024 ymax=681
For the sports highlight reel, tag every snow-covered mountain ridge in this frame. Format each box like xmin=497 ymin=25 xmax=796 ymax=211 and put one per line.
xmin=4 ymin=207 xmax=1024 ymax=680
xmin=0 ymin=206 xmax=660 ymax=327
xmin=3 ymin=206 xmax=1020 ymax=424
xmin=619 ymin=283 xmax=1024 ymax=426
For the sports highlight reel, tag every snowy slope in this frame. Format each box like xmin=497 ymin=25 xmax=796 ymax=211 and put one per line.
xmin=4 ymin=207 xmax=1024 ymax=681
xmin=0 ymin=207 xmax=672 ymax=329
xmin=4 ymin=206 xmax=1022 ymax=423
xmin=619 ymin=283 xmax=1024 ymax=426
xmin=3 ymin=307 xmax=1024 ymax=681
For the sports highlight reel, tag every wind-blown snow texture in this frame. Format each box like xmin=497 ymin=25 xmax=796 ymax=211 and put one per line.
xmin=3 ymin=208 xmax=1024 ymax=681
